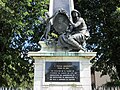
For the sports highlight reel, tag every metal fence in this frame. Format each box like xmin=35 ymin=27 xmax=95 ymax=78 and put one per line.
xmin=0 ymin=87 xmax=33 ymax=90
xmin=96 ymin=86 xmax=120 ymax=90
xmin=1 ymin=86 xmax=120 ymax=90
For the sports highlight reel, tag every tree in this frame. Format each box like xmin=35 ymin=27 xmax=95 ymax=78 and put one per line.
xmin=74 ymin=0 xmax=120 ymax=79
xmin=0 ymin=0 xmax=49 ymax=87
xmin=1 ymin=0 xmax=120 ymax=87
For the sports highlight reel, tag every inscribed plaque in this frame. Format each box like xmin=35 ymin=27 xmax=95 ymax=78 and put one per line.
xmin=45 ymin=62 xmax=80 ymax=82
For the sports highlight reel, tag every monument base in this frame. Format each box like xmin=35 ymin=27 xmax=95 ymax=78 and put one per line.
xmin=28 ymin=41 xmax=96 ymax=90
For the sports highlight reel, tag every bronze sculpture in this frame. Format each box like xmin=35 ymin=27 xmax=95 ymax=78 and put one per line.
xmin=41 ymin=9 xmax=90 ymax=52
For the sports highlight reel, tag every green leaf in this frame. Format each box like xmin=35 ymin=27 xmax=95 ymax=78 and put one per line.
xmin=23 ymin=11 xmax=29 ymax=16
xmin=29 ymin=0 xmax=32 ymax=2
xmin=27 ymin=30 xmax=34 ymax=35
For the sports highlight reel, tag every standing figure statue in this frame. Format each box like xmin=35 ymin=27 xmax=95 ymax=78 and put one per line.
xmin=58 ymin=9 xmax=90 ymax=52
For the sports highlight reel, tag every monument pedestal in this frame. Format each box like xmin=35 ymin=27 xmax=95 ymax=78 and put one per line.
xmin=28 ymin=42 xmax=96 ymax=90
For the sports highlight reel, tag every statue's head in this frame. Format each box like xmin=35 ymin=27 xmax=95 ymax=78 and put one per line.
xmin=71 ymin=9 xmax=81 ymax=18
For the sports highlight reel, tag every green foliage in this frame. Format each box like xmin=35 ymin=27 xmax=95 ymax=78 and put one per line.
xmin=0 ymin=0 xmax=120 ymax=87
xmin=0 ymin=0 xmax=49 ymax=87
xmin=74 ymin=0 xmax=120 ymax=80
xmin=105 ymin=80 xmax=120 ymax=87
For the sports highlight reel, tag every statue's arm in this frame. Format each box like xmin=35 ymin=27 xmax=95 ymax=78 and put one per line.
xmin=70 ymin=18 xmax=83 ymax=27
xmin=48 ymin=11 xmax=58 ymax=21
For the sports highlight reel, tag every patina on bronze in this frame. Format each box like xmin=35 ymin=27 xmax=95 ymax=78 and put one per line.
xmin=41 ymin=9 xmax=90 ymax=52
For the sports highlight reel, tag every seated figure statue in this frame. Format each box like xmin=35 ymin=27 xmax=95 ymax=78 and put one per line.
xmin=58 ymin=9 xmax=90 ymax=52
xmin=41 ymin=9 xmax=90 ymax=52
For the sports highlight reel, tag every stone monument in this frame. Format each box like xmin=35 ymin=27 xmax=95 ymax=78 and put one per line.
xmin=28 ymin=0 xmax=96 ymax=90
